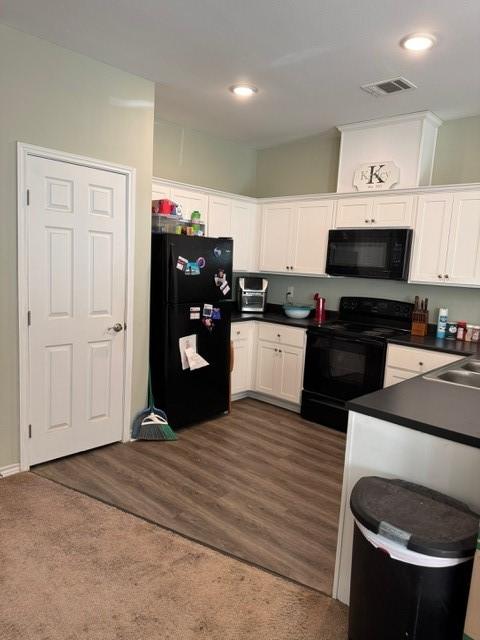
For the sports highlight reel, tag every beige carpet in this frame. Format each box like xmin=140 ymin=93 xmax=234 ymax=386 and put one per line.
xmin=0 ymin=473 xmax=348 ymax=640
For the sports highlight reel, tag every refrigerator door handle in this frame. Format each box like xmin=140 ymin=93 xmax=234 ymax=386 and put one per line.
xmin=169 ymin=242 xmax=178 ymax=303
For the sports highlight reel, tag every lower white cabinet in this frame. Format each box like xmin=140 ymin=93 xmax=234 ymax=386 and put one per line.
xmin=231 ymin=321 xmax=306 ymax=405
xmin=230 ymin=322 xmax=255 ymax=394
xmin=384 ymin=344 xmax=463 ymax=387
xmin=254 ymin=324 xmax=306 ymax=404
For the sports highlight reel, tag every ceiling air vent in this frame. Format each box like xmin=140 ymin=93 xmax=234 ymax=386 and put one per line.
xmin=361 ymin=77 xmax=417 ymax=97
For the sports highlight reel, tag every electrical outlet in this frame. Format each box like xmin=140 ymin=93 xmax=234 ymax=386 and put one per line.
xmin=287 ymin=286 xmax=294 ymax=297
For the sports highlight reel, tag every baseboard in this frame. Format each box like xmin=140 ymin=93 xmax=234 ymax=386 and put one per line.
xmin=0 ymin=463 xmax=21 ymax=478
xmin=232 ymin=391 xmax=300 ymax=414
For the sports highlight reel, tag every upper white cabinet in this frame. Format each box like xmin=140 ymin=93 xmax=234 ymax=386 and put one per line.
xmin=259 ymin=204 xmax=296 ymax=273
xmin=259 ymin=200 xmax=334 ymax=275
xmin=209 ymin=195 xmax=259 ymax=271
xmin=335 ymin=195 xmax=413 ymax=228
xmin=152 ymin=180 xmax=171 ymax=201
xmin=410 ymin=190 xmax=480 ymax=286
xmin=170 ymin=187 xmax=209 ymax=226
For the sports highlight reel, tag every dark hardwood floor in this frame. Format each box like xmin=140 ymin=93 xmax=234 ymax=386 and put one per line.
xmin=34 ymin=399 xmax=346 ymax=594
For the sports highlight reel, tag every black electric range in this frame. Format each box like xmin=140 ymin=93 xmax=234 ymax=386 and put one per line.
xmin=301 ymin=297 xmax=413 ymax=432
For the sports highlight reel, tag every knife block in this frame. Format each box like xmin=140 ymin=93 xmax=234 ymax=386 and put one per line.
xmin=411 ymin=310 xmax=429 ymax=336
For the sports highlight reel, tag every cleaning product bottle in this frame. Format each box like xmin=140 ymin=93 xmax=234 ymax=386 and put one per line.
xmin=436 ymin=308 xmax=448 ymax=339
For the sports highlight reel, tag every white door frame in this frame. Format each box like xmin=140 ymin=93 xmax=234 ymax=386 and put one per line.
xmin=17 ymin=142 xmax=136 ymax=471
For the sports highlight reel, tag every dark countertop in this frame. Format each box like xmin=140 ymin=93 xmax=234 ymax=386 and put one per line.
xmin=231 ymin=307 xmax=480 ymax=357
xmin=347 ymin=364 xmax=480 ymax=449
xmin=231 ymin=309 xmax=323 ymax=330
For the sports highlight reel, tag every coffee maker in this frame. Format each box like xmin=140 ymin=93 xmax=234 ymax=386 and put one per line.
xmin=237 ymin=277 xmax=268 ymax=312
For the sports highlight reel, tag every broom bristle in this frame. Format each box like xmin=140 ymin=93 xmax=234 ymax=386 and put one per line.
xmin=137 ymin=421 xmax=177 ymax=441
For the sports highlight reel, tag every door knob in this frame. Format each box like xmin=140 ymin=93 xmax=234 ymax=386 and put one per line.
xmin=110 ymin=322 xmax=123 ymax=333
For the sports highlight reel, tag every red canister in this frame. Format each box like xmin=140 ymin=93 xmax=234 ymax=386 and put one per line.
xmin=314 ymin=293 xmax=326 ymax=324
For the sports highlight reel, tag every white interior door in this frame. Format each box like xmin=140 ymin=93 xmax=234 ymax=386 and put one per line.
xmin=27 ymin=155 xmax=127 ymax=465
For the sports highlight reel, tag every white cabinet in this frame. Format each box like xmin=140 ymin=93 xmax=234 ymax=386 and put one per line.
xmin=335 ymin=195 xmax=413 ymax=228
xmin=170 ymin=187 xmax=209 ymax=226
xmin=209 ymin=196 xmax=259 ymax=271
xmin=254 ymin=323 xmax=306 ymax=404
xmin=231 ymin=201 xmax=259 ymax=272
xmin=231 ymin=322 xmax=255 ymax=395
xmin=445 ymin=191 xmax=480 ymax=285
xmin=259 ymin=204 xmax=295 ymax=273
xmin=384 ymin=344 xmax=463 ymax=388
xmin=410 ymin=191 xmax=480 ymax=286
xmin=409 ymin=193 xmax=453 ymax=284
xmin=259 ymin=200 xmax=334 ymax=275
xmin=152 ymin=180 xmax=171 ymax=201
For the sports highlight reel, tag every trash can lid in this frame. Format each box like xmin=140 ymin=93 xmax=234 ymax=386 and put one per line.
xmin=350 ymin=476 xmax=479 ymax=558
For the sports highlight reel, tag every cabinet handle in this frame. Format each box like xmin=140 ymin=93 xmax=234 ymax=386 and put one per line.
xmin=286 ymin=266 xmax=290 ymax=270
xmin=365 ymin=219 xmax=369 ymax=223
xmin=290 ymin=266 xmax=294 ymax=270
xmin=444 ymin=274 xmax=449 ymax=279
xmin=278 ymin=349 xmax=282 ymax=353
xmin=274 ymin=348 xmax=278 ymax=352
xmin=236 ymin=330 xmax=240 ymax=335
xmin=371 ymin=218 xmax=375 ymax=223
xmin=419 ymin=362 xmax=424 ymax=366
xmin=277 ymin=334 xmax=281 ymax=338
xmin=438 ymin=274 xmax=443 ymax=279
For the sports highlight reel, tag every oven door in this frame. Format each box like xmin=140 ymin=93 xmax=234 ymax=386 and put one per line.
xmin=325 ymin=228 xmax=412 ymax=280
xmin=303 ymin=332 xmax=386 ymax=401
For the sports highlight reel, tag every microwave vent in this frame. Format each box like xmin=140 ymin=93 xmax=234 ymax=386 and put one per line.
xmin=361 ymin=77 xmax=417 ymax=97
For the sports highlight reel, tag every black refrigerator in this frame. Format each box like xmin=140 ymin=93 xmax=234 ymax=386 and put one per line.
xmin=150 ymin=233 xmax=233 ymax=429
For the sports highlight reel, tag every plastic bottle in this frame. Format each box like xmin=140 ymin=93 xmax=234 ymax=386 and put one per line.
xmin=436 ymin=308 xmax=448 ymax=339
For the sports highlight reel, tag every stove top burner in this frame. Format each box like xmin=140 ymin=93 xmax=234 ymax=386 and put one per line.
xmin=317 ymin=321 xmax=408 ymax=340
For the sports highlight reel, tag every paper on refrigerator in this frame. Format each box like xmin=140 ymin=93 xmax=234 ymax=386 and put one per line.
xmin=185 ymin=347 xmax=209 ymax=371
xmin=178 ymin=334 xmax=197 ymax=370
xmin=178 ymin=334 xmax=209 ymax=371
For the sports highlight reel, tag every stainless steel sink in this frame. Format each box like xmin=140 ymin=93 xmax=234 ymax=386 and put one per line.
xmin=462 ymin=361 xmax=480 ymax=373
xmin=424 ymin=356 xmax=480 ymax=389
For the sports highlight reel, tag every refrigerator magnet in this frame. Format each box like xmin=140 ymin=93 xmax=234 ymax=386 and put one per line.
xmin=185 ymin=261 xmax=201 ymax=276
xmin=202 ymin=303 xmax=213 ymax=318
xmin=189 ymin=306 xmax=201 ymax=320
xmin=176 ymin=256 xmax=188 ymax=271
xmin=213 ymin=247 xmax=222 ymax=258
xmin=202 ymin=317 xmax=214 ymax=332
xmin=214 ymin=269 xmax=226 ymax=287
xmin=221 ymin=284 xmax=230 ymax=296
xmin=196 ymin=257 xmax=206 ymax=269
xmin=212 ymin=307 xmax=221 ymax=320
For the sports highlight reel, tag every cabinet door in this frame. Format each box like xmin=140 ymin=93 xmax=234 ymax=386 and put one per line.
xmin=152 ymin=181 xmax=171 ymax=202
xmin=170 ymin=187 xmax=209 ymax=225
xmin=231 ymin=339 xmax=251 ymax=394
xmin=291 ymin=200 xmax=334 ymax=275
xmin=409 ymin=193 xmax=453 ymax=284
xmin=372 ymin=195 xmax=414 ymax=227
xmin=277 ymin=345 xmax=304 ymax=403
xmin=259 ymin=204 xmax=295 ymax=272
xmin=255 ymin=341 xmax=278 ymax=395
xmin=231 ymin=201 xmax=258 ymax=272
xmin=335 ymin=198 xmax=373 ymax=228
xmin=445 ymin=191 xmax=480 ymax=286
xmin=231 ymin=323 xmax=254 ymax=394
xmin=384 ymin=367 xmax=417 ymax=388
xmin=208 ymin=196 xmax=232 ymax=238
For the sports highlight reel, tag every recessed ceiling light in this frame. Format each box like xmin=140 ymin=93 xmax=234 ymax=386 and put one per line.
xmin=400 ymin=33 xmax=436 ymax=51
xmin=230 ymin=85 xmax=258 ymax=97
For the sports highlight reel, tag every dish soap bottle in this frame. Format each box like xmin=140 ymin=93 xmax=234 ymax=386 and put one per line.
xmin=436 ymin=308 xmax=448 ymax=339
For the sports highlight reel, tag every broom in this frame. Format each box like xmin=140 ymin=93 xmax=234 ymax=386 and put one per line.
xmin=131 ymin=369 xmax=177 ymax=441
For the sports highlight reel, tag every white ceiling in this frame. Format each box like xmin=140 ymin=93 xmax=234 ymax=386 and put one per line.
xmin=1 ymin=0 xmax=479 ymax=148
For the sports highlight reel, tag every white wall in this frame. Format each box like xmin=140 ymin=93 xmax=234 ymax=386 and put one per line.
xmin=0 ymin=24 xmax=155 ymax=468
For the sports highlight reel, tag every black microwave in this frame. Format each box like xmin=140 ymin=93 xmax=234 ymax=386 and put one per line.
xmin=325 ymin=228 xmax=413 ymax=280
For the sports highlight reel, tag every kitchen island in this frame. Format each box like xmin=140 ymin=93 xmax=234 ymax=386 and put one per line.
xmin=333 ymin=357 xmax=480 ymax=605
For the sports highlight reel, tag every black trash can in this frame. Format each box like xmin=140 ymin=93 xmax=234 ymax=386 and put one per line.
xmin=348 ymin=476 xmax=479 ymax=640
